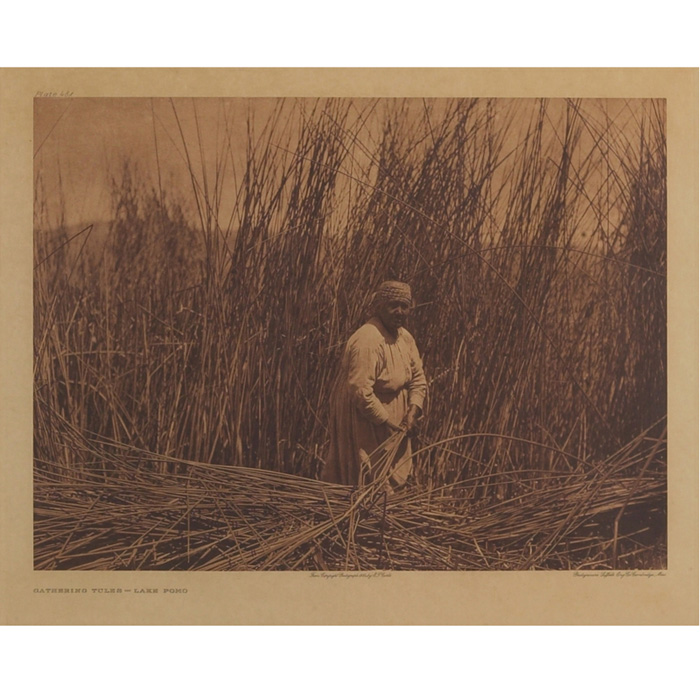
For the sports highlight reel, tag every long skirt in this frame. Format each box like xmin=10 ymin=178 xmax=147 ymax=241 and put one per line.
xmin=322 ymin=385 xmax=413 ymax=488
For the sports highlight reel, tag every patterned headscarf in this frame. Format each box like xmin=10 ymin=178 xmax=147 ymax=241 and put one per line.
xmin=371 ymin=280 xmax=413 ymax=308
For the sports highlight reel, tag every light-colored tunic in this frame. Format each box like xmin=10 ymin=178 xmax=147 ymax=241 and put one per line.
xmin=322 ymin=317 xmax=427 ymax=487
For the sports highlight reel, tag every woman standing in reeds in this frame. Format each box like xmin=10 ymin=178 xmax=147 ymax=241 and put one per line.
xmin=322 ymin=281 xmax=428 ymax=489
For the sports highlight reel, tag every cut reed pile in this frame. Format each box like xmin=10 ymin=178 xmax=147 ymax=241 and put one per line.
xmin=34 ymin=422 xmax=666 ymax=571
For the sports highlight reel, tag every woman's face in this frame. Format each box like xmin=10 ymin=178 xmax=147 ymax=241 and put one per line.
xmin=377 ymin=299 xmax=411 ymax=334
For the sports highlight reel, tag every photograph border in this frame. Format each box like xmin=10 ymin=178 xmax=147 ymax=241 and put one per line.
xmin=1 ymin=67 xmax=697 ymax=625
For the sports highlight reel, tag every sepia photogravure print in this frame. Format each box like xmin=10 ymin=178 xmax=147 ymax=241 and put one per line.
xmin=33 ymin=96 xmax=668 ymax=573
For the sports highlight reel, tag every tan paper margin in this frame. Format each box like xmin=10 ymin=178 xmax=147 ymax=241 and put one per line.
xmin=1 ymin=68 xmax=697 ymax=625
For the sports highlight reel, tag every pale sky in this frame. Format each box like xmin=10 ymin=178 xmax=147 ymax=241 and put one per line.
xmin=33 ymin=97 xmax=659 ymax=243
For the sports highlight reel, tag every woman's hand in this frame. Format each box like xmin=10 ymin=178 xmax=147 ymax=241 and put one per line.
xmin=400 ymin=405 xmax=422 ymax=437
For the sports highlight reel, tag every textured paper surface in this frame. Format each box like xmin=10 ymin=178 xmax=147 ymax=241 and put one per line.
xmin=1 ymin=68 xmax=697 ymax=625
